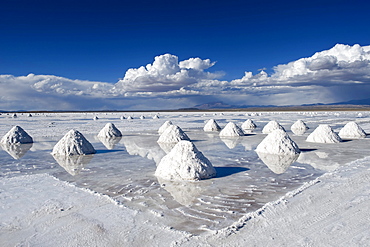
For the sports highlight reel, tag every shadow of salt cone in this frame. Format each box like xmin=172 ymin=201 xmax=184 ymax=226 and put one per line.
xmin=256 ymin=151 xmax=299 ymax=174
xmin=97 ymin=136 xmax=122 ymax=150
xmin=52 ymin=154 xmax=94 ymax=176
xmin=1 ymin=142 xmax=33 ymax=159
xmin=157 ymin=177 xmax=207 ymax=206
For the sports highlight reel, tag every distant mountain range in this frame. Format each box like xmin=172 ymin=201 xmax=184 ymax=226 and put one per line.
xmin=3 ymin=99 xmax=370 ymax=113
xmin=188 ymin=99 xmax=370 ymax=110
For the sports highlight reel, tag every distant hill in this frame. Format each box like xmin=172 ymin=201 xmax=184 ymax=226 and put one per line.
xmin=187 ymin=101 xmax=370 ymax=111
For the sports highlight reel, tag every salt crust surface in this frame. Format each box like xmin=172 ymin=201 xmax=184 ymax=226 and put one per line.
xmin=219 ymin=122 xmax=244 ymax=137
xmin=203 ymin=119 xmax=221 ymax=132
xmin=158 ymin=120 xmax=173 ymax=134
xmin=2 ymin=111 xmax=370 ymax=246
xmin=2 ymin=155 xmax=370 ymax=246
xmin=157 ymin=124 xmax=190 ymax=143
xmin=338 ymin=121 xmax=366 ymax=139
xmin=0 ymin=173 xmax=186 ymax=247
xmin=306 ymin=124 xmax=342 ymax=143
xmin=262 ymin=120 xmax=285 ymax=134
xmin=255 ymin=129 xmax=301 ymax=155
xmin=51 ymin=129 xmax=96 ymax=155
xmin=155 ymin=140 xmax=216 ymax=181
xmin=97 ymin=123 xmax=122 ymax=138
xmin=241 ymin=119 xmax=257 ymax=130
xmin=291 ymin=119 xmax=309 ymax=130
xmin=0 ymin=125 xmax=33 ymax=144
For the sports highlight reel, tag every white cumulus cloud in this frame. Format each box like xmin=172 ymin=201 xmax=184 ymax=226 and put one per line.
xmin=113 ymin=54 xmax=222 ymax=93
xmin=2 ymin=44 xmax=370 ymax=111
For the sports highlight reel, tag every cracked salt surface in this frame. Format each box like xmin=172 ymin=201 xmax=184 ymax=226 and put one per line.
xmin=1 ymin=111 xmax=370 ymax=236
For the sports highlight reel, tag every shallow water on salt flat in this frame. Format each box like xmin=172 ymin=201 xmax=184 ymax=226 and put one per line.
xmin=1 ymin=111 xmax=370 ymax=234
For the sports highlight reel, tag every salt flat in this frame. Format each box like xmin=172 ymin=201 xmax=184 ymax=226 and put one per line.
xmin=1 ymin=111 xmax=370 ymax=246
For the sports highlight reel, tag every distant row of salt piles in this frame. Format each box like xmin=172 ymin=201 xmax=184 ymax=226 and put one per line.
xmin=93 ymin=114 xmax=160 ymax=121
xmin=1 ymin=117 xmax=367 ymax=179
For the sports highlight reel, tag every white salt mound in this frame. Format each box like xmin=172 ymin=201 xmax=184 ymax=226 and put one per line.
xmin=339 ymin=122 xmax=366 ymax=139
xmin=256 ymin=129 xmax=300 ymax=155
xmin=241 ymin=119 xmax=257 ymax=130
xmin=262 ymin=120 xmax=285 ymax=134
xmin=0 ymin=126 xmax=33 ymax=144
xmin=155 ymin=140 xmax=216 ymax=180
xmin=157 ymin=125 xmax=190 ymax=143
xmin=291 ymin=120 xmax=309 ymax=130
xmin=97 ymin=123 xmax=122 ymax=138
xmin=158 ymin=120 xmax=173 ymax=134
xmin=219 ymin=122 xmax=244 ymax=137
xmin=306 ymin=124 xmax=342 ymax=143
xmin=203 ymin=119 xmax=221 ymax=132
xmin=51 ymin=129 xmax=96 ymax=155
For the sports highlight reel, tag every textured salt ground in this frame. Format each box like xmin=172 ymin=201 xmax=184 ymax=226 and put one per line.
xmin=2 ymin=111 xmax=370 ymax=246
xmin=0 ymin=174 xmax=187 ymax=247
xmin=180 ymin=156 xmax=370 ymax=246
xmin=1 ymin=150 xmax=370 ymax=246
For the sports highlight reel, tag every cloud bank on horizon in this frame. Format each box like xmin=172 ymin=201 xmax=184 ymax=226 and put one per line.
xmin=1 ymin=43 xmax=370 ymax=111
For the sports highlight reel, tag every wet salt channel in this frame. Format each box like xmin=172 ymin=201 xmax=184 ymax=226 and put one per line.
xmin=1 ymin=111 xmax=370 ymax=234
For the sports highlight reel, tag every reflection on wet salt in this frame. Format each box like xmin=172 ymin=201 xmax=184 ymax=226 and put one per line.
xmin=122 ymin=135 xmax=166 ymax=164
xmin=220 ymin=137 xmax=241 ymax=149
xmin=256 ymin=152 xmax=299 ymax=174
xmin=1 ymin=143 xmax=33 ymax=159
xmin=157 ymin=177 xmax=206 ymax=206
xmin=157 ymin=142 xmax=176 ymax=154
xmin=52 ymin=154 xmax=94 ymax=176
xmin=97 ymin=136 xmax=122 ymax=150
xmin=291 ymin=128 xmax=307 ymax=136
xmin=297 ymin=151 xmax=339 ymax=171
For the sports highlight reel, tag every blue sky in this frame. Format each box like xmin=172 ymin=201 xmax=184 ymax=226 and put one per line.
xmin=1 ymin=0 xmax=369 ymax=83
xmin=1 ymin=0 xmax=370 ymax=111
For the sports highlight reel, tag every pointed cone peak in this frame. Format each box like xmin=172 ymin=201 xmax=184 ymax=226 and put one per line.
xmin=306 ymin=125 xmax=342 ymax=143
xmin=291 ymin=120 xmax=309 ymax=130
xmin=157 ymin=125 xmax=190 ymax=143
xmin=158 ymin=120 xmax=173 ymax=134
xmin=204 ymin=119 xmax=221 ymax=132
xmin=241 ymin=119 xmax=257 ymax=130
xmin=97 ymin=123 xmax=122 ymax=138
xmin=1 ymin=125 xmax=33 ymax=144
xmin=219 ymin=122 xmax=244 ymax=137
xmin=51 ymin=129 xmax=96 ymax=155
xmin=262 ymin=120 xmax=285 ymax=134
xmin=155 ymin=140 xmax=216 ymax=181
xmin=339 ymin=122 xmax=366 ymax=139
xmin=256 ymin=129 xmax=300 ymax=155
